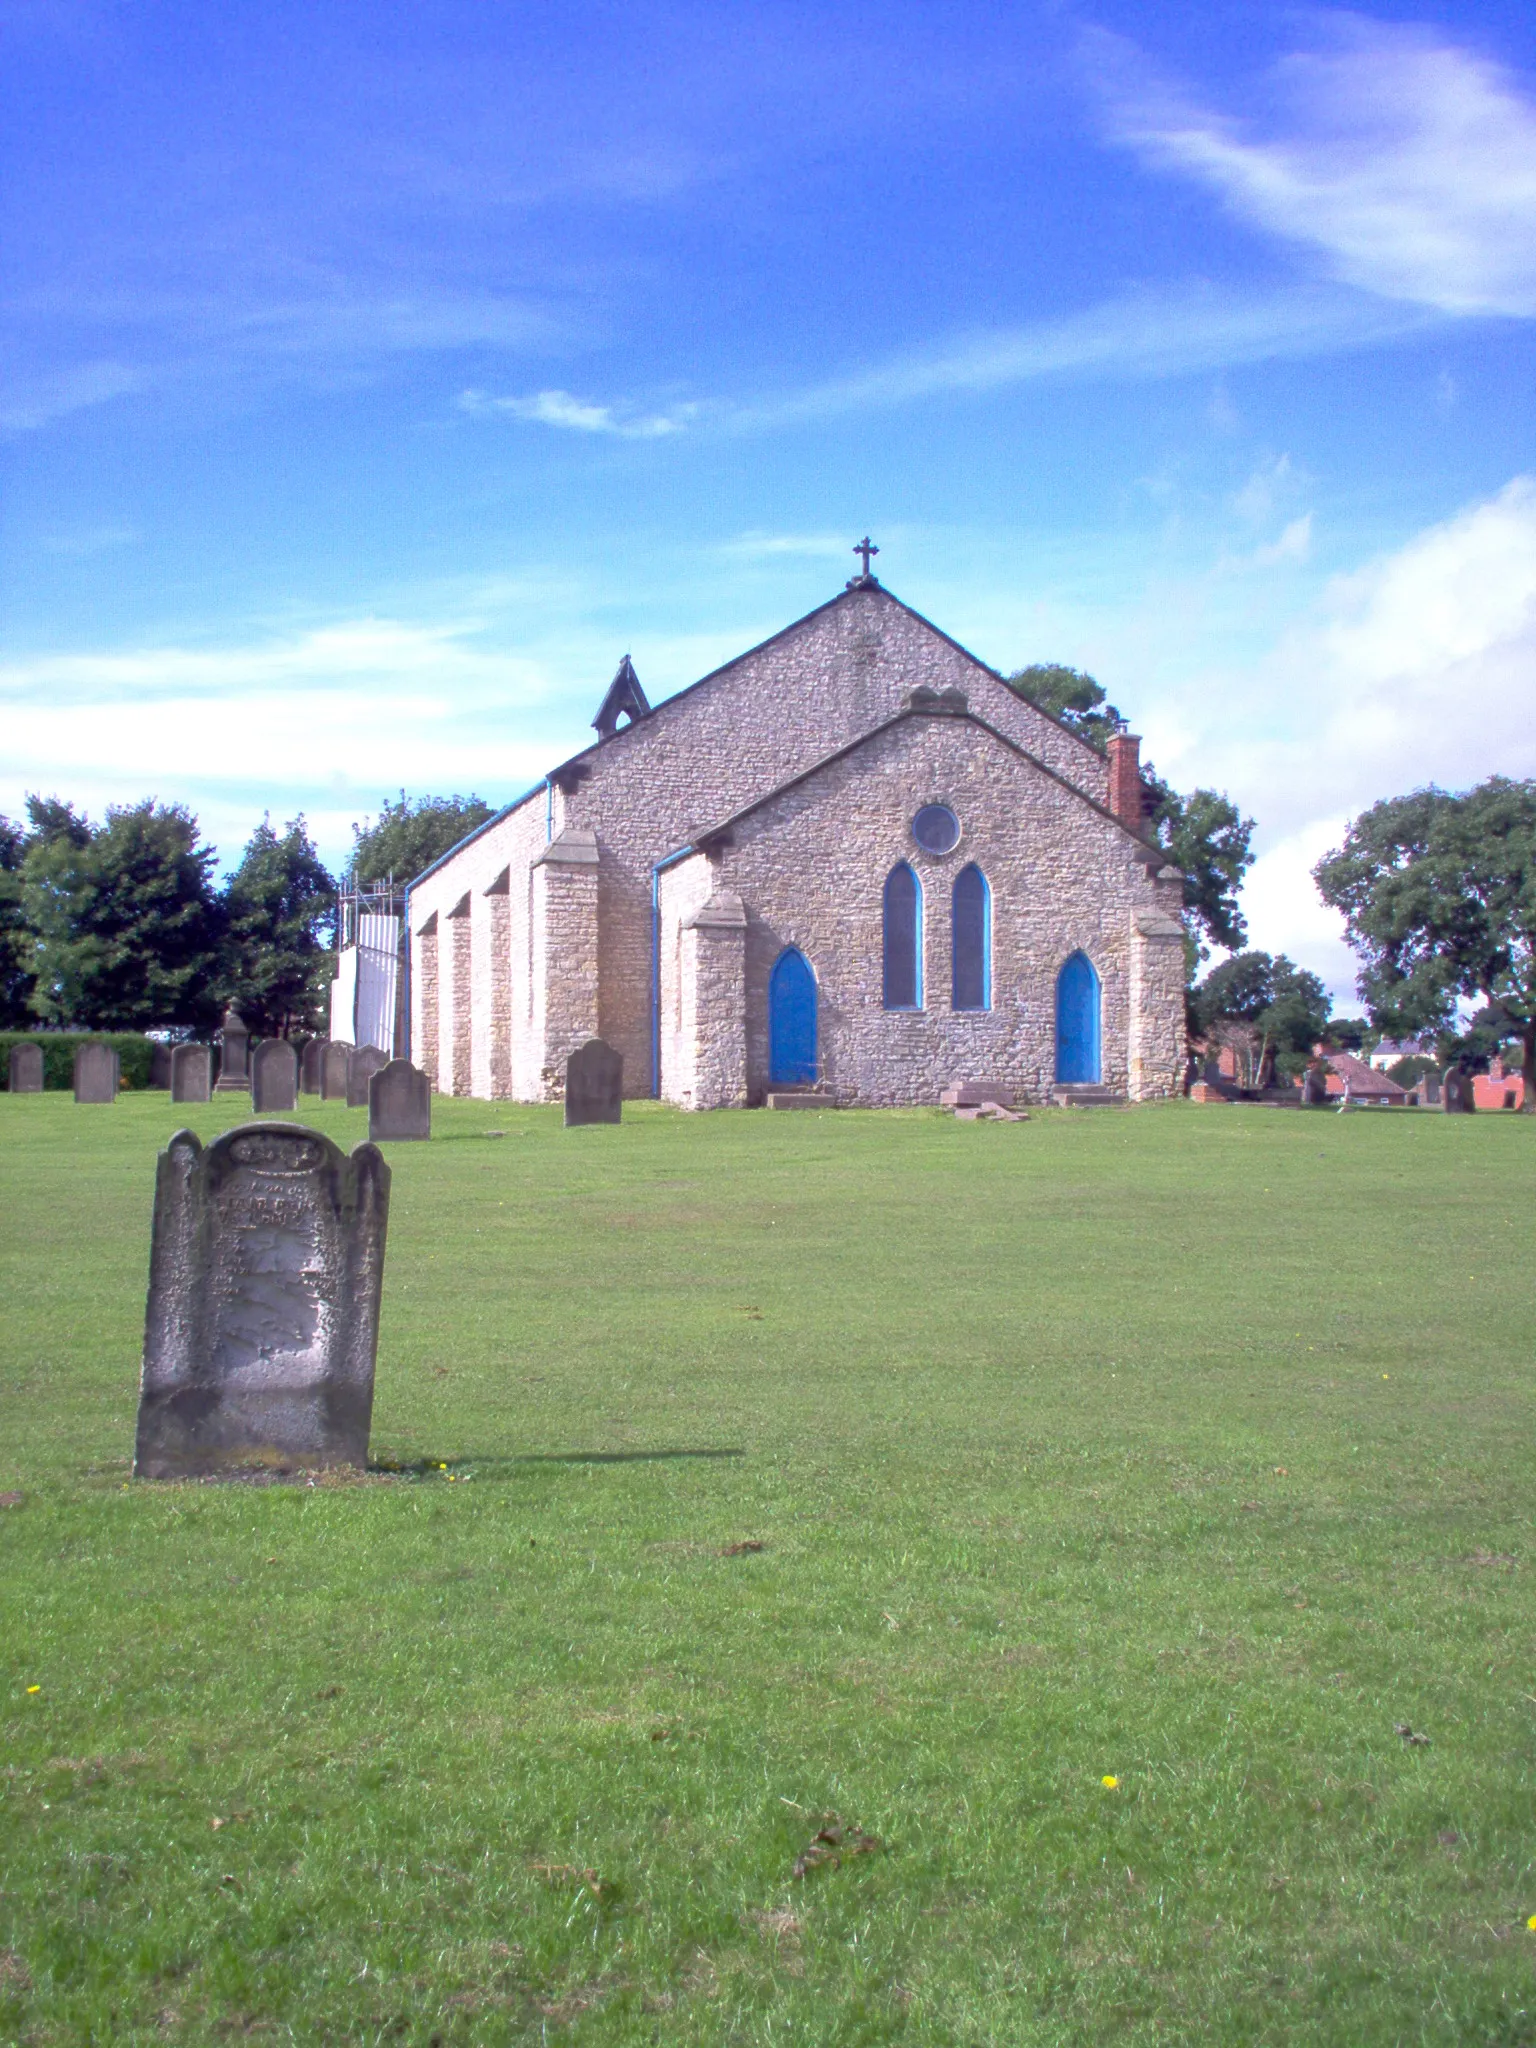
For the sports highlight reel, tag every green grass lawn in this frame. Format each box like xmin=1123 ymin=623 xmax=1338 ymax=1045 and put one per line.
xmin=1 ymin=1091 xmax=1534 ymax=2045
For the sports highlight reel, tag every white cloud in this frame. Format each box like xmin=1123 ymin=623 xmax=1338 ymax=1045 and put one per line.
xmin=1096 ymin=21 xmax=1536 ymax=316
xmin=459 ymin=386 xmax=700 ymax=438
xmin=0 ymin=359 xmax=147 ymax=433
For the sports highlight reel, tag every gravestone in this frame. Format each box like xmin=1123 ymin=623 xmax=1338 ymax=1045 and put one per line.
xmin=565 ymin=1038 xmax=623 ymax=1126
xmin=251 ymin=1038 xmax=298 ymax=1113
xmin=8 ymin=1043 xmax=43 ymax=1094
xmin=170 ymin=1044 xmax=212 ymax=1103
xmin=1420 ymin=1070 xmax=1442 ymax=1106
xmin=301 ymin=1038 xmax=329 ymax=1095
xmin=1442 ymin=1065 xmax=1476 ymax=1113
xmin=134 ymin=1123 xmax=391 ymax=1477
xmin=215 ymin=1006 xmax=251 ymax=1093
xmin=346 ymin=1044 xmax=388 ymax=1108
xmin=1301 ymin=1063 xmax=1329 ymax=1105
xmin=149 ymin=1043 xmax=173 ymax=1089
xmin=369 ymin=1058 xmax=431 ymax=1142
xmin=74 ymin=1041 xmax=118 ymax=1102
xmin=321 ymin=1042 xmax=351 ymax=1100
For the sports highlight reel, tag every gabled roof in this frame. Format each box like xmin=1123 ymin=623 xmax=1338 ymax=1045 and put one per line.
xmin=591 ymin=654 xmax=651 ymax=739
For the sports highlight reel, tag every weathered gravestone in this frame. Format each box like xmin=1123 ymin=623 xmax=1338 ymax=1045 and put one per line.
xmin=1420 ymin=1070 xmax=1442 ymax=1106
xmin=346 ymin=1044 xmax=388 ymax=1109
xmin=8 ymin=1043 xmax=43 ymax=1094
xmin=321 ymin=1042 xmax=351 ymax=1100
xmin=252 ymin=1039 xmax=298 ymax=1113
xmin=1442 ymin=1065 xmax=1476 ymax=1113
xmin=368 ymin=1058 xmax=431 ymax=1142
xmin=149 ymin=1043 xmax=173 ymax=1089
xmin=300 ymin=1038 xmax=329 ymax=1096
xmin=215 ymin=1006 xmax=251 ymax=1093
xmin=1301 ymin=1063 xmax=1329 ymax=1105
xmin=565 ymin=1038 xmax=623 ymax=1126
xmin=170 ymin=1044 xmax=212 ymax=1103
xmin=134 ymin=1123 xmax=391 ymax=1477
xmin=74 ymin=1041 xmax=118 ymax=1102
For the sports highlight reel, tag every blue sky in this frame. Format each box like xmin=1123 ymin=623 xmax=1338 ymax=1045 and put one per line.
xmin=4 ymin=0 xmax=1536 ymax=1001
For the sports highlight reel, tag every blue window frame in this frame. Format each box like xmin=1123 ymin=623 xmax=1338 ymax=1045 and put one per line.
xmin=1054 ymin=950 xmax=1102 ymax=1084
xmin=882 ymin=863 xmax=923 ymax=1009
xmin=952 ymin=864 xmax=991 ymax=1011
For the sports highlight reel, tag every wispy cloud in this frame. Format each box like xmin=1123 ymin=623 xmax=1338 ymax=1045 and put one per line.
xmin=1092 ymin=20 xmax=1536 ymax=316
xmin=0 ymin=359 xmax=147 ymax=432
xmin=458 ymin=386 xmax=701 ymax=438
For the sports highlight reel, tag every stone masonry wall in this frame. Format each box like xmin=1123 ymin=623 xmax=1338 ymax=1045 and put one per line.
xmin=531 ymin=831 xmax=601 ymax=1097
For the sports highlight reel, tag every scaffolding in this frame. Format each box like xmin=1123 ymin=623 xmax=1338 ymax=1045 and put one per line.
xmin=332 ymin=880 xmax=405 ymax=1054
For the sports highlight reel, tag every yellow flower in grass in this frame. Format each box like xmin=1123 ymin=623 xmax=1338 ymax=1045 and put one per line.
xmin=26 ymin=1685 xmax=40 ymax=1694
xmin=1101 ymin=1775 xmax=1119 ymax=1790
xmin=1528 ymin=1913 xmax=1536 ymax=1932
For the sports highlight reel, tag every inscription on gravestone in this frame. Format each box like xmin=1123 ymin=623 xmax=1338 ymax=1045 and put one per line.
xmin=171 ymin=1044 xmax=212 ymax=1103
xmin=321 ymin=1042 xmax=351 ymax=1100
xmin=134 ymin=1123 xmax=390 ymax=1477
xmin=8 ymin=1043 xmax=43 ymax=1094
xmin=1442 ymin=1065 xmax=1476 ymax=1114
xmin=215 ymin=1006 xmax=252 ymax=1093
xmin=565 ymin=1038 xmax=623 ymax=1126
xmin=346 ymin=1044 xmax=388 ymax=1108
xmin=369 ymin=1058 xmax=430 ymax=1142
xmin=252 ymin=1039 xmax=298 ymax=1113
xmin=301 ymin=1038 xmax=329 ymax=1095
xmin=74 ymin=1041 xmax=118 ymax=1103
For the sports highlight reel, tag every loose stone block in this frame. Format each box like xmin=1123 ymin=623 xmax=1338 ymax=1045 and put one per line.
xmin=74 ymin=1041 xmax=118 ymax=1102
xmin=939 ymin=1080 xmax=1013 ymax=1108
xmin=1442 ymin=1065 xmax=1476 ymax=1113
xmin=8 ymin=1043 xmax=43 ymax=1093
xmin=346 ymin=1045 xmax=388 ymax=1108
xmin=565 ymin=1038 xmax=622 ymax=1125
xmin=134 ymin=1123 xmax=391 ymax=1478
xmin=171 ymin=1044 xmax=212 ymax=1103
xmin=252 ymin=1039 xmax=298 ymax=1113
xmin=321 ymin=1042 xmax=351 ymax=1100
xmin=149 ymin=1043 xmax=173 ymax=1089
xmin=301 ymin=1038 xmax=329 ymax=1095
xmin=369 ymin=1058 xmax=431 ymax=1141
xmin=215 ymin=1006 xmax=252 ymax=1093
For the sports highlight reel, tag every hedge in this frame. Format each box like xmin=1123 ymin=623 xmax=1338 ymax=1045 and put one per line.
xmin=0 ymin=1032 xmax=160 ymax=1092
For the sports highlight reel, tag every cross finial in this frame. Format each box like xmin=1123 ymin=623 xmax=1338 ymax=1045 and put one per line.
xmin=848 ymin=535 xmax=879 ymax=586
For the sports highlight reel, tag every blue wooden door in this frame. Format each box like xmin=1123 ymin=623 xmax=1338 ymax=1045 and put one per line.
xmin=769 ymin=948 xmax=817 ymax=1086
xmin=1054 ymin=951 xmax=1101 ymax=1084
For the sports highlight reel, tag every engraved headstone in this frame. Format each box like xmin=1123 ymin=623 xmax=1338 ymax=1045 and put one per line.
xmin=346 ymin=1044 xmax=388 ymax=1109
xmin=170 ymin=1043 xmax=212 ymax=1103
xmin=321 ymin=1042 xmax=351 ymax=1100
xmin=8 ymin=1043 xmax=43 ymax=1094
xmin=1442 ymin=1065 xmax=1476 ymax=1113
xmin=215 ymin=1006 xmax=251 ymax=1093
xmin=134 ymin=1123 xmax=391 ymax=1477
xmin=565 ymin=1037 xmax=623 ymax=1126
xmin=149 ymin=1043 xmax=173 ymax=1089
xmin=301 ymin=1038 xmax=329 ymax=1095
xmin=252 ymin=1039 xmax=298 ymax=1113
xmin=74 ymin=1041 xmax=118 ymax=1103
xmin=368 ymin=1058 xmax=431 ymax=1142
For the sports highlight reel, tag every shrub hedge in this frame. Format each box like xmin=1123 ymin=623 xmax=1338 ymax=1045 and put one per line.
xmin=0 ymin=1032 xmax=159 ymax=1091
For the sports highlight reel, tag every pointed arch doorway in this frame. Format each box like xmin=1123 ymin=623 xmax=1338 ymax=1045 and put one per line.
xmin=769 ymin=948 xmax=818 ymax=1087
xmin=1054 ymin=951 xmax=1102 ymax=1085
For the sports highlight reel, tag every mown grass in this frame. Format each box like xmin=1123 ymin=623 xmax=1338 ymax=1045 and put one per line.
xmin=1 ymin=1090 xmax=1533 ymax=2045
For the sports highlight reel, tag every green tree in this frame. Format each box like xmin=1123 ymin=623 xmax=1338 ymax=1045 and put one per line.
xmin=0 ymin=815 xmax=35 ymax=1027
xmin=221 ymin=816 xmax=336 ymax=1037
xmin=1006 ymin=664 xmax=1127 ymax=753
xmin=1314 ymin=777 xmax=1536 ymax=1109
xmin=347 ymin=792 xmax=496 ymax=889
xmin=1193 ymin=950 xmax=1331 ymax=1088
xmin=22 ymin=798 xmax=224 ymax=1030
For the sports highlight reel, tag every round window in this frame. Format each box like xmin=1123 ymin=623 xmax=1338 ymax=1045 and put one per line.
xmin=912 ymin=804 xmax=961 ymax=854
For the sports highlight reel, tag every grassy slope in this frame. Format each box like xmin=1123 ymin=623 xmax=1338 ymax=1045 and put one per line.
xmin=0 ymin=1092 xmax=1533 ymax=2046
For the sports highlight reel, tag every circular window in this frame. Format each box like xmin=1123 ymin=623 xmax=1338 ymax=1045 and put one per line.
xmin=912 ymin=804 xmax=961 ymax=854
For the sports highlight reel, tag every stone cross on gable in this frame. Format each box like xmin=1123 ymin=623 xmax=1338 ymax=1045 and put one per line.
xmin=850 ymin=536 xmax=879 ymax=582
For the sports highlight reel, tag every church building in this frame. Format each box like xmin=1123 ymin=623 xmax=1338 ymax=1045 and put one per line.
xmin=404 ymin=554 xmax=1187 ymax=1108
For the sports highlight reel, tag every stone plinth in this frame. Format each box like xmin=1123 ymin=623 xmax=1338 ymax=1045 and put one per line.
xmin=215 ymin=1007 xmax=251 ymax=1093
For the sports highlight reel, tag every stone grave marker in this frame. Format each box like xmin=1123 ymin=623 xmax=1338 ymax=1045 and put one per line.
xmin=170 ymin=1044 xmax=212 ymax=1103
xmin=369 ymin=1058 xmax=431 ymax=1142
xmin=134 ymin=1122 xmax=391 ymax=1477
xmin=74 ymin=1041 xmax=118 ymax=1102
xmin=346 ymin=1044 xmax=388 ymax=1108
xmin=1420 ymin=1070 xmax=1442 ymax=1106
xmin=1442 ymin=1065 xmax=1476 ymax=1113
xmin=1301 ymin=1063 xmax=1329 ymax=1105
xmin=301 ymin=1038 xmax=329 ymax=1095
xmin=251 ymin=1039 xmax=298 ymax=1113
xmin=321 ymin=1042 xmax=351 ymax=1100
xmin=215 ymin=1006 xmax=252 ymax=1093
xmin=565 ymin=1037 xmax=623 ymax=1126
xmin=149 ymin=1043 xmax=173 ymax=1089
xmin=8 ymin=1043 xmax=43 ymax=1094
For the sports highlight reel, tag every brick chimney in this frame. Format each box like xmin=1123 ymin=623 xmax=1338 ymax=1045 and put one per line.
xmin=1106 ymin=729 xmax=1143 ymax=830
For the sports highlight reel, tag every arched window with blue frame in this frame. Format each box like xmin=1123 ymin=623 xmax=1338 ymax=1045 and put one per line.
xmin=769 ymin=948 xmax=818 ymax=1086
xmin=951 ymin=864 xmax=990 ymax=1011
xmin=1054 ymin=950 xmax=1102 ymax=1084
xmin=882 ymin=863 xmax=922 ymax=1009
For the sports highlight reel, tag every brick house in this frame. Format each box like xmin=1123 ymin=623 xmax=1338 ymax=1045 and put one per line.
xmin=404 ymin=572 xmax=1189 ymax=1107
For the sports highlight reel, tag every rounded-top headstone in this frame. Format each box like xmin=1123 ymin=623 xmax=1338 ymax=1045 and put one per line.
xmin=368 ymin=1058 xmax=431 ymax=1142
xmin=300 ymin=1037 xmax=329 ymax=1095
xmin=251 ymin=1038 xmax=299 ymax=1113
xmin=170 ymin=1043 xmax=212 ymax=1104
xmin=149 ymin=1042 xmax=174 ymax=1090
xmin=8 ymin=1043 xmax=43 ymax=1094
xmin=1442 ymin=1064 xmax=1476 ymax=1113
xmin=565 ymin=1038 xmax=623 ymax=1126
xmin=321 ymin=1041 xmax=351 ymax=1100
xmin=74 ymin=1041 xmax=118 ymax=1103
xmin=346 ymin=1044 xmax=389 ymax=1109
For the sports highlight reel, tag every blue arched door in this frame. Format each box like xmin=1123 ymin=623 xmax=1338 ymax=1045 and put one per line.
xmin=1054 ymin=951 xmax=1101 ymax=1084
xmin=769 ymin=948 xmax=817 ymax=1086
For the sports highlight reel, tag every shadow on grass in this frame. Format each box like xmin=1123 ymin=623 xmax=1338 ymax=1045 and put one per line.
xmin=372 ymin=1448 xmax=746 ymax=1473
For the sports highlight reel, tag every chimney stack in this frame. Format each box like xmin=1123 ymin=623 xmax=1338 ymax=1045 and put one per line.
xmin=1107 ymin=729 xmax=1143 ymax=830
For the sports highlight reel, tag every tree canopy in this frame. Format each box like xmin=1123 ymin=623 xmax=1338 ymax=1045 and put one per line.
xmin=1005 ymin=664 xmax=1127 ymax=753
xmin=1314 ymin=776 xmax=1536 ymax=1106
xmin=347 ymin=793 xmax=496 ymax=889
xmin=0 ymin=815 xmax=34 ymax=1028
xmin=1192 ymin=949 xmax=1331 ymax=1087
xmin=221 ymin=816 xmax=336 ymax=1036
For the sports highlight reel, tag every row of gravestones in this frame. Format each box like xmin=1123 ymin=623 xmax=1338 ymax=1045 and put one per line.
xmin=1300 ymin=1062 xmax=1480 ymax=1110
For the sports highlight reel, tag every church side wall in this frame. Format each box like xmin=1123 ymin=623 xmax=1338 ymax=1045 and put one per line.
xmin=656 ymin=856 xmax=715 ymax=1105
